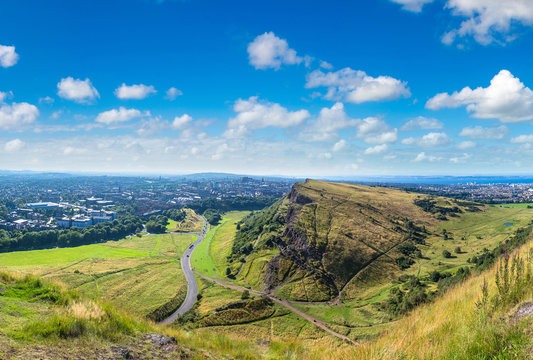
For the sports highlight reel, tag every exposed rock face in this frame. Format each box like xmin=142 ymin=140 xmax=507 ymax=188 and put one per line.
xmin=145 ymin=333 xmax=177 ymax=347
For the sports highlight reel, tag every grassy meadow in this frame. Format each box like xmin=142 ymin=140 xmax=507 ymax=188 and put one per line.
xmin=0 ymin=233 xmax=196 ymax=318
xmin=191 ymin=211 xmax=250 ymax=278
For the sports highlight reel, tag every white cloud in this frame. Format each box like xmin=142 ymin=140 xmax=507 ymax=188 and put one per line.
xmin=402 ymin=132 xmax=451 ymax=147
xmin=136 ymin=117 xmax=170 ymax=136
xmin=426 ymin=70 xmax=533 ymax=123
xmin=299 ymin=102 xmax=359 ymax=141
xmin=95 ymin=107 xmax=142 ymax=125
xmin=401 ymin=116 xmax=443 ymax=130
xmin=4 ymin=138 xmax=25 ymax=153
xmin=459 ymin=125 xmax=509 ymax=139
xmin=172 ymin=114 xmax=193 ymax=130
xmin=450 ymin=153 xmax=472 ymax=163
xmin=457 ymin=140 xmax=477 ymax=149
xmin=510 ymin=134 xmax=533 ymax=143
xmin=0 ymin=45 xmax=19 ymax=68
xmin=57 ymin=77 xmax=99 ymax=103
xmin=332 ymin=139 xmax=347 ymax=152
xmin=414 ymin=152 xmax=442 ymax=162
xmin=0 ymin=102 xmax=39 ymax=130
xmin=389 ymin=0 xmax=434 ymax=12
xmin=38 ymin=96 xmax=54 ymax=105
xmin=0 ymin=91 xmax=13 ymax=103
xmin=247 ymin=32 xmax=303 ymax=70
xmin=165 ymin=87 xmax=183 ymax=100
xmin=115 ymin=83 xmax=156 ymax=100
xmin=224 ymin=96 xmax=310 ymax=138
xmin=320 ymin=61 xmax=333 ymax=70
xmin=364 ymin=144 xmax=389 ymax=155
xmin=356 ymin=117 xmax=398 ymax=144
xmin=306 ymin=68 xmax=410 ymax=104
xmin=442 ymin=0 xmax=533 ymax=45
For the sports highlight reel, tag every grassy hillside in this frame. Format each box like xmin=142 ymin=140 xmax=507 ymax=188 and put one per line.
xmin=0 ymin=233 xmax=196 ymax=320
xmin=0 ymin=271 xmax=322 ymax=359
xmin=219 ymin=180 xmax=533 ymax=336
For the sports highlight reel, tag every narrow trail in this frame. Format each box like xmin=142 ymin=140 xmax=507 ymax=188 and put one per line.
xmin=158 ymin=217 xmax=209 ymax=325
xmin=193 ymin=271 xmax=359 ymax=346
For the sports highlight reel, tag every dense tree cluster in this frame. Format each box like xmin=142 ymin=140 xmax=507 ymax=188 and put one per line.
xmin=203 ymin=209 xmax=222 ymax=225
xmin=145 ymin=215 xmax=169 ymax=234
xmin=187 ymin=196 xmax=277 ymax=214
xmin=0 ymin=215 xmax=143 ymax=251
xmin=162 ymin=209 xmax=186 ymax=222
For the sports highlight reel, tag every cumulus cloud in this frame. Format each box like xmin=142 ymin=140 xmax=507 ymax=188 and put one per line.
xmin=172 ymin=114 xmax=193 ymax=130
xmin=414 ymin=152 xmax=442 ymax=162
xmin=306 ymin=68 xmax=410 ymax=104
xmin=459 ymin=125 xmax=509 ymax=139
xmin=510 ymin=134 xmax=533 ymax=143
xmin=224 ymin=96 xmax=310 ymax=138
xmin=332 ymin=139 xmax=347 ymax=152
xmin=299 ymin=102 xmax=359 ymax=141
xmin=57 ymin=77 xmax=99 ymax=103
xmin=247 ymin=32 xmax=303 ymax=70
xmin=356 ymin=117 xmax=398 ymax=144
xmin=401 ymin=116 xmax=443 ymax=130
xmin=0 ymin=45 xmax=19 ymax=68
xmin=389 ymin=0 xmax=434 ymax=12
xmin=0 ymin=91 xmax=13 ymax=103
xmin=364 ymin=144 xmax=389 ymax=155
xmin=442 ymin=0 xmax=533 ymax=45
xmin=0 ymin=102 xmax=39 ymax=130
xmin=426 ymin=70 xmax=533 ymax=123
xmin=402 ymin=132 xmax=452 ymax=147
xmin=457 ymin=140 xmax=477 ymax=149
xmin=4 ymin=138 xmax=25 ymax=153
xmin=165 ymin=87 xmax=183 ymax=100
xmin=95 ymin=107 xmax=142 ymax=125
xmin=115 ymin=83 xmax=156 ymax=100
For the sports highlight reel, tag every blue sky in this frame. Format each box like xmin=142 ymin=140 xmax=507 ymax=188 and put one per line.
xmin=1 ymin=0 xmax=533 ymax=176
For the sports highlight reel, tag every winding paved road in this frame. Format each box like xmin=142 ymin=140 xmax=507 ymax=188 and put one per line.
xmin=159 ymin=217 xmax=209 ymax=325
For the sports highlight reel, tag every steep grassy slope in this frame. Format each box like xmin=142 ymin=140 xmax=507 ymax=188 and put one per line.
xmin=229 ymin=180 xmax=532 ymax=310
xmin=234 ymin=180 xmax=475 ymax=301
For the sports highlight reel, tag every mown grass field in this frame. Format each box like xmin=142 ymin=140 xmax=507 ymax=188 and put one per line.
xmin=0 ymin=233 xmax=196 ymax=318
xmin=191 ymin=211 xmax=249 ymax=278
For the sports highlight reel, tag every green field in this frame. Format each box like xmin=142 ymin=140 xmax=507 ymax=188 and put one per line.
xmin=191 ymin=211 xmax=249 ymax=278
xmin=0 ymin=233 xmax=196 ymax=318
xmin=497 ymin=203 xmax=533 ymax=208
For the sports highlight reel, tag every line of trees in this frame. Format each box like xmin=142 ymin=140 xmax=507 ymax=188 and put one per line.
xmin=0 ymin=215 xmax=143 ymax=252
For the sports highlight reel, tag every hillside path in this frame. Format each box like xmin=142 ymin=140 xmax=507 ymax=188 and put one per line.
xmin=193 ymin=271 xmax=359 ymax=346
xmin=159 ymin=217 xmax=209 ymax=325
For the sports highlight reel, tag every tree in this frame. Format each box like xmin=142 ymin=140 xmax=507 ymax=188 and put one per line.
xmin=225 ymin=267 xmax=231 ymax=277
xmin=241 ymin=290 xmax=250 ymax=300
xmin=454 ymin=246 xmax=462 ymax=254
xmin=442 ymin=250 xmax=452 ymax=258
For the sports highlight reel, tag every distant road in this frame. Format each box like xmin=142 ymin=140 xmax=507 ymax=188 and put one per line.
xmin=159 ymin=217 xmax=209 ymax=325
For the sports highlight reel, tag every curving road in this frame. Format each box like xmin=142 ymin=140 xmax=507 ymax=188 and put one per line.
xmin=159 ymin=217 xmax=209 ymax=325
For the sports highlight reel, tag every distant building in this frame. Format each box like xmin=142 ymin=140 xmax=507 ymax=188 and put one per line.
xmin=57 ymin=210 xmax=116 ymax=228
xmin=26 ymin=202 xmax=60 ymax=210
xmin=13 ymin=219 xmax=29 ymax=230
